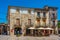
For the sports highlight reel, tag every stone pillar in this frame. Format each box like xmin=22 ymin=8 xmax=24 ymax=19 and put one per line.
xmin=49 ymin=30 xmax=50 ymax=35
xmin=22 ymin=25 xmax=26 ymax=36
xmin=31 ymin=29 xmax=33 ymax=36
xmin=43 ymin=30 xmax=45 ymax=36
xmin=22 ymin=15 xmax=26 ymax=36
xmin=52 ymin=30 xmax=54 ymax=34
xmin=44 ymin=30 xmax=45 ymax=36
xmin=55 ymin=27 xmax=58 ymax=34
xmin=22 ymin=21 xmax=26 ymax=36
xmin=10 ymin=29 xmax=14 ymax=36
xmin=38 ymin=30 xmax=39 ymax=36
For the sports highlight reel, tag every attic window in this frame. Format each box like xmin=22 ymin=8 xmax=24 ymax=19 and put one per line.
xmin=28 ymin=10 xmax=31 ymax=14
xmin=16 ymin=18 xmax=20 ymax=25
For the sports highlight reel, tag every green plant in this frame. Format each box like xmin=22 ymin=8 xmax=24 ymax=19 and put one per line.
xmin=58 ymin=22 xmax=60 ymax=28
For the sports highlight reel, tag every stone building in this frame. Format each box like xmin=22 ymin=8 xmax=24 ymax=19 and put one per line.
xmin=0 ymin=23 xmax=9 ymax=35
xmin=7 ymin=6 xmax=58 ymax=36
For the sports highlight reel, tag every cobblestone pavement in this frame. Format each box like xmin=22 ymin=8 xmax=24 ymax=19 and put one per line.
xmin=0 ymin=35 xmax=60 ymax=40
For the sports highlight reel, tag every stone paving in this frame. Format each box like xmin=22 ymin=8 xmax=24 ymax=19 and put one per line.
xmin=0 ymin=35 xmax=60 ymax=40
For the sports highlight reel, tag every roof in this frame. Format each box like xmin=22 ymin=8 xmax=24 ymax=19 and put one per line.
xmin=44 ymin=5 xmax=58 ymax=9
xmin=8 ymin=5 xmax=58 ymax=10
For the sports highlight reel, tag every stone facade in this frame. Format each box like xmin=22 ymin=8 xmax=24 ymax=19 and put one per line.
xmin=8 ymin=6 xmax=58 ymax=36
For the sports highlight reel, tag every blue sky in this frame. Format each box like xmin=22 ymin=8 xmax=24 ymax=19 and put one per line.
xmin=0 ymin=0 xmax=60 ymax=23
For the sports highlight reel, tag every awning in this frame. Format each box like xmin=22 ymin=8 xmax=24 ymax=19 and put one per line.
xmin=28 ymin=27 xmax=53 ymax=30
xmin=46 ymin=28 xmax=54 ymax=30
xmin=37 ymin=27 xmax=45 ymax=29
xmin=37 ymin=27 xmax=53 ymax=30
xmin=28 ymin=27 xmax=35 ymax=29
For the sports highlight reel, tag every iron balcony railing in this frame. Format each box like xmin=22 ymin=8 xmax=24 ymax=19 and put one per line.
xmin=51 ymin=16 xmax=56 ymax=20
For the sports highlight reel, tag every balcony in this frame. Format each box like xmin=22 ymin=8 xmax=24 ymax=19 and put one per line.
xmin=51 ymin=16 xmax=56 ymax=20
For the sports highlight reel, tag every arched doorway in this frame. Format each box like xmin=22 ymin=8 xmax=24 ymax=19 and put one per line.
xmin=14 ymin=27 xmax=22 ymax=36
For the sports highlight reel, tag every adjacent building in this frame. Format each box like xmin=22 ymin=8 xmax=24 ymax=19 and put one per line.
xmin=0 ymin=23 xmax=9 ymax=35
xmin=8 ymin=6 xmax=58 ymax=36
xmin=58 ymin=20 xmax=60 ymax=34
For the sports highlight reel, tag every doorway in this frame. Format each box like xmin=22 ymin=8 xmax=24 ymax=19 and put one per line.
xmin=14 ymin=27 xmax=22 ymax=36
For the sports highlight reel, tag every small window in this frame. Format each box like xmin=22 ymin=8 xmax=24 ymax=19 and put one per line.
xmin=52 ymin=13 xmax=55 ymax=17
xmin=37 ymin=12 xmax=40 ymax=17
xmin=53 ymin=21 xmax=55 ymax=26
xmin=28 ymin=19 xmax=31 ymax=25
xmin=16 ymin=18 xmax=20 ymax=25
xmin=28 ymin=10 xmax=31 ymax=14
xmin=43 ymin=12 xmax=46 ymax=17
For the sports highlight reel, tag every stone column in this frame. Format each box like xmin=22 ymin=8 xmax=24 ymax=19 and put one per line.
xmin=30 ymin=29 xmax=33 ymax=36
xmin=22 ymin=15 xmax=25 ymax=36
xmin=10 ymin=28 xmax=14 ymax=36
xmin=55 ymin=27 xmax=58 ymax=34
xmin=52 ymin=30 xmax=54 ymax=34
xmin=38 ymin=30 xmax=40 ymax=36
xmin=49 ymin=30 xmax=50 ymax=35
xmin=22 ymin=25 xmax=26 ymax=36
xmin=42 ymin=30 xmax=45 ymax=36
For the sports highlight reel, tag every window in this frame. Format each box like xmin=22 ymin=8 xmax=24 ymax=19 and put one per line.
xmin=28 ymin=10 xmax=31 ymax=14
xmin=16 ymin=18 xmax=20 ymax=25
xmin=53 ymin=21 xmax=55 ymax=26
xmin=52 ymin=13 xmax=55 ymax=17
xmin=10 ymin=9 xmax=16 ymax=13
xmin=28 ymin=19 xmax=31 ymax=25
xmin=43 ymin=12 xmax=46 ymax=17
xmin=37 ymin=12 xmax=40 ymax=17
xmin=20 ymin=9 xmax=28 ymax=14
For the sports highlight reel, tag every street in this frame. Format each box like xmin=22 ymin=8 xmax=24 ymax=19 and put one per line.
xmin=0 ymin=35 xmax=60 ymax=40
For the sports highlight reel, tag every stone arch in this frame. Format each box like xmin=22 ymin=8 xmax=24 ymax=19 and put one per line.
xmin=13 ymin=25 xmax=22 ymax=36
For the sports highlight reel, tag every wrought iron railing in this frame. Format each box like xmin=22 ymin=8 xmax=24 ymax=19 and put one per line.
xmin=51 ymin=16 xmax=56 ymax=20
